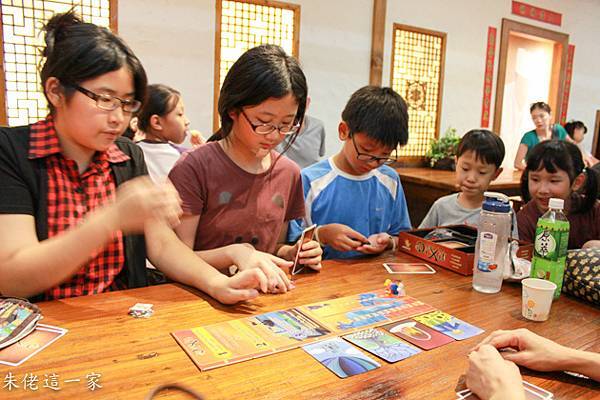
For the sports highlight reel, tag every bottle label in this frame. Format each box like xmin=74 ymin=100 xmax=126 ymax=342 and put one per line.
xmin=533 ymin=221 xmax=569 ymax=261
xmin=531 ymin=219 xmax=570 ymax=298
xmin=477 ymin=232 xmax=498 ymax=272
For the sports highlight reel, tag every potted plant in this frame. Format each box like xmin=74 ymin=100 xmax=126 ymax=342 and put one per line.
xmin=426 ymin=127 xmax=460 ymax=170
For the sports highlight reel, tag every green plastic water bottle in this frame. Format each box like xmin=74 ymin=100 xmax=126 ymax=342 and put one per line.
xmin=530 ymin=198 xmax=570 ymax=299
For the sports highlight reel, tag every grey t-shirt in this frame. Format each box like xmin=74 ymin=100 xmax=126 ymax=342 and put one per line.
xmin=276 ymin=115 xmax=326 ymax=169
xmin=419 ymin=193 xmax=519 ymax=238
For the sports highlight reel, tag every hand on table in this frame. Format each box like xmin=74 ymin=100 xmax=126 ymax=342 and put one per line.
xmin=466 ymin=344 xmax=525 ymax=400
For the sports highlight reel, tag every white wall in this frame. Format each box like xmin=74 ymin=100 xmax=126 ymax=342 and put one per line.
xmin=382 ymin=0 xmax=600 ymax=154
xmin=118 ymin=0 xmax=600 ymax=156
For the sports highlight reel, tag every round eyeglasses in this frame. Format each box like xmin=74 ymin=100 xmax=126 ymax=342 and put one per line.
xmin=66 ymin=83 xmax=142 ymax=113
xmin=241 ymin=110 xmax=300 ymax=135
xmin=351 ymin=134 xmax=398 ymax=165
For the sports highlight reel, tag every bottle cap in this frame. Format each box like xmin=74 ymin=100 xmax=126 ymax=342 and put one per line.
xmin=482 ymin=191 xmax=511 ymax=213
xmin=548 ymin=198 xmax=564 ymax=210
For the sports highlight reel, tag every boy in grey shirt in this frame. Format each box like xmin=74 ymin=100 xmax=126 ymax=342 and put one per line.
xmin=419 ymin=129 xmax=518 ymax=238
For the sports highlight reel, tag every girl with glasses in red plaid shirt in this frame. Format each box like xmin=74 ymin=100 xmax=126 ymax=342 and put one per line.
xmin=0 ymin=11 xmax=270 ymax=304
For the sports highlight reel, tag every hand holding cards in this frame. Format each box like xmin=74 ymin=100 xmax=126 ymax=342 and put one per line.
xmin=292 ymin=224 xmax=317 ymax=275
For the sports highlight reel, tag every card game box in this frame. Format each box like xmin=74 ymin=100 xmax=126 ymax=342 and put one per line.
xmin=397 ymin=225 xmax=533 ymax=276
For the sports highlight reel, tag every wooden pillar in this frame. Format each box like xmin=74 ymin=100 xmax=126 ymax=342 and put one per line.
xmin=369 ymin=0 xmax=386 ymax=86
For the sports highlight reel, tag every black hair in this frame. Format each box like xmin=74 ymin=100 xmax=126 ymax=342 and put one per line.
xmin=341 ymin=86 xmax=408 ymax=149
xmin=563 ymin=120 xmax=588 ymax=139
xmin=40 ymin=10 xmax=147 ymax=113
xmin=529 ymin=101 xmax=551 ymax=114
xmin=209 ymin=45 xmax=307 ymax=145
xmin=136 ymin=84 xmax=181 ymax=132
xmin=456 ymin=129 xmax=505 ymax=169
xmin=520 ymin=140 xmax=598 ymax=214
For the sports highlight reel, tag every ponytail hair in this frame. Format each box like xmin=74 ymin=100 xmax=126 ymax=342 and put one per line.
xmin=136 ymin=84 xmax=181 ymax=132
xmin=40 ymin=9 xmax=147 ymax=113
xmin=521 ymin=140 xmax=598 ymax=213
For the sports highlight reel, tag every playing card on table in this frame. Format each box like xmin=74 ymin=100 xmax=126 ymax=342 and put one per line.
xmin=382 ymin=320 xmax=454 ymax=350
xmin=302 ymin=337 xmax=380 ymax=378
xmin=414 ymin=310 xmax=484 ymax=341
xmin=343 ymin=328 xmax=421 ymax=362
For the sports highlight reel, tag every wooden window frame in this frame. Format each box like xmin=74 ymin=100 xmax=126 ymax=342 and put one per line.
xmin=492 ymin=18 xmax=569 ymax=135
xmin=390 ymin=23 xmax=446 ymax=166
xmin=213 ymin=0 xmax=301 ymax=131
xmin=0 ymin=0 xmax=118 ymax=126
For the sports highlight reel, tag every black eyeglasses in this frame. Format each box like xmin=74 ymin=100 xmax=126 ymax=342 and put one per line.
xmin=241 ymin=110 xmax=300 ymax=135
xmin=351 ymin=134 xmax=397 ymax=165
xmin=66 ymin=83 xmax=142 ymax=113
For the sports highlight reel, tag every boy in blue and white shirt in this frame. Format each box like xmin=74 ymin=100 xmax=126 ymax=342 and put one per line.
xmin=289 ymin=86 xmax=411 ymax=259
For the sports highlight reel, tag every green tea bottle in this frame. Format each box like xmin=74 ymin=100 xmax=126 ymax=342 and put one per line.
xmin=530 ymin=198 xmax=570 ymax=299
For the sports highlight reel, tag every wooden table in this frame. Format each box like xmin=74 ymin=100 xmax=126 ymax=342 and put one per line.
xmin=397 ymin=167 xmax=523 ymax=227
xmin=2 ymin=252 xmax=598 ymax=399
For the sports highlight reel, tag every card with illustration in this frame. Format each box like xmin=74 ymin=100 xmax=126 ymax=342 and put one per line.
xmin=383 ymin=263 xmax=436 ymax=274
xmin=382 ymin=320 xmax=454 ymax=350
xmin=172 ymin=308 xmax=331 ymax=370
xmin=0 ymin=324 xmax=67 ymax=366
xmin=297 ymin=290 xmax=435 ymax=333
xmin=302 ymin=337 xmax=380 ymax=378
xmin=414 ymin=310 xmax=484 ymax=341
xmin=343 ymin=328 xmax=421 ymax=363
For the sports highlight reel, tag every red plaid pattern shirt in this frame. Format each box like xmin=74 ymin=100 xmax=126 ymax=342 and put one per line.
xmin=28 ymin=117 xmax=130 ymax=300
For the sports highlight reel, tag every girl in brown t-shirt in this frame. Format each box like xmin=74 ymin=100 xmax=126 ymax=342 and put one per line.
xmin=517 ymin=140 xmax=600 ymax=249
xmin=170 ymin=45 xmax=322 ymax=294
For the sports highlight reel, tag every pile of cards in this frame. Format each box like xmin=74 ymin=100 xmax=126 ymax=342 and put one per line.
xmin=0 ymin=324 xmax=67 ymax=367
xmin=128 ymin=303 xmax=154 ymax=318
xmin=0 ymin=297 xmax=42 ymax=349
xmin=456 ymin=380 xmax=553 ymax=399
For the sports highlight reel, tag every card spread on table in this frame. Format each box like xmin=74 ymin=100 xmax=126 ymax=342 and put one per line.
xmin=0 ymin=324 xmax=67 ymax=366
xmin=302 ymin=337 xmax=380 ymax=378
xmin=414 ymin=310 xmax=484 ymax=341
xmin=343 ymin=328 xmax=421 ymax=363
xmin=382 ymin=320 xmax=454 ymax=350
xmin=383 ymin=263 xmax=436 ymax=274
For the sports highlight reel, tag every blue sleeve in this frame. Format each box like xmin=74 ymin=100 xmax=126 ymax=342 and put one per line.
xmin=287 ymin=219 xmax=304 ymax=242
xmin=388 ymin=178 xmax=412 ymax=235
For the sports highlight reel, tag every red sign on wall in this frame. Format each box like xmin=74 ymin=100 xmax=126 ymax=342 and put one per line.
xmin=512 ymin=1 xmax=562 ymax=26
xmin=480 ymin=27 xmax=496 ymax=128
xmin=560 ymin=44 xmax=575 ymax=125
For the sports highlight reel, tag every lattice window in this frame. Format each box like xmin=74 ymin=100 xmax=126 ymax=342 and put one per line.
xmin=1 ymin=1 xmax=114 ymax=126
xmin=390 ymin=24 xmax=446 ymax=158
xmin=214 ymin=0 xmax=300 ymax=128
